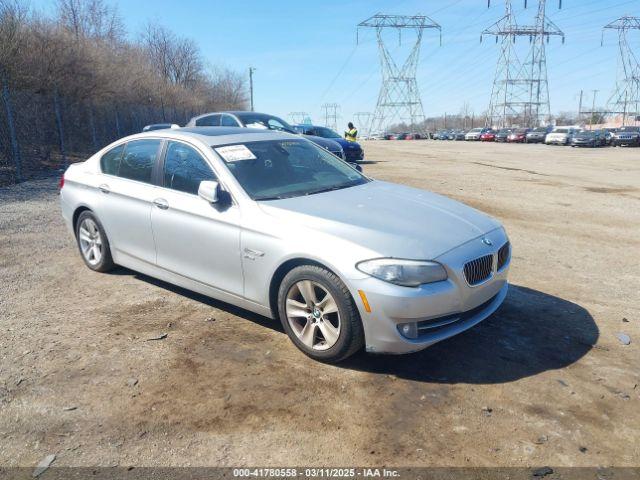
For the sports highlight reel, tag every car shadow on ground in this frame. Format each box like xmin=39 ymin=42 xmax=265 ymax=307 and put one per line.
xmin=116 ymin=269 xmax=598 ymax=384
xmin=112 ymin=267 xmax=284 ymax=334
xmin=340 ymin=284 xmax=599 ymax=384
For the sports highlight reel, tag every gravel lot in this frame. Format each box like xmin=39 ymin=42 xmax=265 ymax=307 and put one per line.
xmin=0 ymin=141 xmax=638 ymax=468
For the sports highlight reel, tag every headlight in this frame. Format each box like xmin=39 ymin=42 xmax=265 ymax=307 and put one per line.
xmin=356 ymin=258 xmax=447 ymax=287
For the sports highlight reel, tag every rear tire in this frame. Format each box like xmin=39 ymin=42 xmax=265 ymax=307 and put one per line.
xmin=75 ymin=210 xmax=115 ymax=272
xmin=277 ymin=265 xmax=364 ymax=363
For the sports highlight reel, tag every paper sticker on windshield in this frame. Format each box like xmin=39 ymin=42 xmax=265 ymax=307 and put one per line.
xmin=215 ymin=145 xmax=257 ymax=162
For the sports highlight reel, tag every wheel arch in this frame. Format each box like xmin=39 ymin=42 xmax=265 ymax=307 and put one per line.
xmin=268 ymin=257 xmax=352 ymax=319
xmin=72 ymin=205 xmax=93 ymax=234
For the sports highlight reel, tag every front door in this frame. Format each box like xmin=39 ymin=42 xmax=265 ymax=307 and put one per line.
xmin=150 ymin=140 xmax=244 ymax=297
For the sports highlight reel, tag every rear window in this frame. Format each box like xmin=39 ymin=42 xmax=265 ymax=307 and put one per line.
xmin=100 ymin=144 xmax=124 ymax=175
xmin=100 ymin=139 xmax=160 ymax=184
xmin=196 ymin=114 xmax=221 ymax=127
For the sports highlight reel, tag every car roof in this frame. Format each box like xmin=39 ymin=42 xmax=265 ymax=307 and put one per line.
xmin=120 ymin=127 xmax=298 ymax=147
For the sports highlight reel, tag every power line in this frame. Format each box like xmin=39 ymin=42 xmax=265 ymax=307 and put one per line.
xmin=482 ymin=0 xmax=565 ymax=128
xmin=357 ymin=13 xmax=441 ymax=134
xmin=602 ymin=16 xmax=640 ymax=125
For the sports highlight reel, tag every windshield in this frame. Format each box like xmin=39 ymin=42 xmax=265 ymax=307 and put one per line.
xmin=470 ymin=128 xmax=483 ymax=133
xmin=313 ymin=127 xmax=342 ymax=139
xmin=554 ymin=129 xmax=569 ymax=133
xmin=515 ymin=129 xmax=528 ymax=133
xmin=215 ymin=139 xmax=369 ymax=201
xmin=619 ymin=126 xmax=640 ymax=132
xmin=578 ymin=131 xmax=595 ymax=137
xmin=533 ymin=127 xmax=548 ymax=132
xmin=236 ymin=113 xmax=297 ymax=134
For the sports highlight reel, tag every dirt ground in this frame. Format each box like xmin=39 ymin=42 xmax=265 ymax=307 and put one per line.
xmin=0 ymin=141 xmax=638 ymax=468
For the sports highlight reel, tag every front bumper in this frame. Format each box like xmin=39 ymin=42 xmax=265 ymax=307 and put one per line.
xmin=348 ymin=228 xmax=510 ymax=354
xmin=613 ymin=138 xmax=639 ymax=147
xmin=344 ymin=149 xmax=364 ymax=162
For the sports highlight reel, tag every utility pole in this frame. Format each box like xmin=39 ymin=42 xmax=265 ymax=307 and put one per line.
xmin=249 ymin=67 xmax=256 ymax=111
xmin=578 ymin=89 xmax=583 ymax=121
xmin=590 ymin=90 xmax=598 ymax=130
xmin=482 ymin=0 xmax=564 ymax=128
xmin=321 ymin=103 xmax=340 ymax=131
xmin=357 ymin=14 xmax=441 ymax=135
xmin=602 ymin=17 xmax=640 ymax=125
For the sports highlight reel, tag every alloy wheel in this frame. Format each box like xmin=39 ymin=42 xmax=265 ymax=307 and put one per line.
xmin=285 ymin=280 xmax=341 ymax=351
xmin=78 ymin=218 xmax=103 ymax=266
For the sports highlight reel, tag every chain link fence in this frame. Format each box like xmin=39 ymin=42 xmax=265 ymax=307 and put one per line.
xmin=0 ymin=85 xmax=196 ymax=185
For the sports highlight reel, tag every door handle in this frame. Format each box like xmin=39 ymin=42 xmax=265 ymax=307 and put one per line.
xmin=153 ymin=198 xmax=169 ymax=210
xmin=98 ymin=184 xmax=110 ymax=194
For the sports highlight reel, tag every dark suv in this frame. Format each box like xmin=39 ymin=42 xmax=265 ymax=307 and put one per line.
xmin=613 ymin=126 xmax=640 ymax=147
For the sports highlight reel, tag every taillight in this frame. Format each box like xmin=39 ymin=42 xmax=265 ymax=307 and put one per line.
xmin=58 ymin=174 xmax=65 ymax=190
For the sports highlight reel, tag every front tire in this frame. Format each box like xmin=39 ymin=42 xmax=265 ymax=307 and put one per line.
xmin=75 ymin=210 xmax=115 ymax=272
xmin=277 ymin=265 xmax=364 ymax=363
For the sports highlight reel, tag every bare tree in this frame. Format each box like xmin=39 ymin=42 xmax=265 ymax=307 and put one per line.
xmin=55 ymin=0 xmax=124 ymax=42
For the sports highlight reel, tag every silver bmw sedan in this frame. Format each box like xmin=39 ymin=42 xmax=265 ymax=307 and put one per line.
xmin=60 ymin=127 xmax=510 ymax=363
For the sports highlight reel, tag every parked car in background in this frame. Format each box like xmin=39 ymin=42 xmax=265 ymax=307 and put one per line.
xmin=60 ymin=127 xmax=511 ymax=362
xmin=142 ymin=123 xmax=180 ymax=132
xmin=507 ymin=128 xmax=531 ymax=143
xmin=612 ymin=126 xmax=640 ymax=147
xmin=545 ymin=126 xmax=580 ymax=145
xmin=571 ymin=130 xmax=607 ymax=147
xmin=293 ymin=124 xmax=364 ymax=163
xmin=603 ymin=129 xmax=614 ymax=145
xmin=433 ymin=130 xmax=450 ymax=140
xmin=465 ymin=128 xmax=489 ymax=141
xmin=526 ymin=126 xmax=552 ymax=144
xmin=495 ymin=129 xmax=512 ymax=143
xmin=452 ymin=130 xmax=467 ymax=141
xmin=369 ymin=133 xmax=385 ymax=141
xmin=480 ymin=130 xmax=497 ymax=142
xmin=186 ymin=111 xmax=346 ymax=160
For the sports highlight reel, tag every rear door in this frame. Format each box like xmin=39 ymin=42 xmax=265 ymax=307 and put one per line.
xmin=150 ymin=140 xmax=244 ymax=296
xmin=95 ymin=139 xmax=162 ymax=265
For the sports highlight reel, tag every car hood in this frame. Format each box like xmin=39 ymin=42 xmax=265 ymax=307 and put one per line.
xmin=302 ymin=135 xmax=342 ymax=151
xmin=258 ymin=180 xmax=501 ymax=259
xmin=330 ymin=137 xmax=362 ymax=150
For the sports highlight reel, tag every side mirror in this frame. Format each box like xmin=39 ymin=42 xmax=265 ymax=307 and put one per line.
xmin=198 ymin=180 xmax=219 ymax=203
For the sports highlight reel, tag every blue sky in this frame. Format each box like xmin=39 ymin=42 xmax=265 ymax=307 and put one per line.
xmin=32 ymin=0 xmax=637 ymax=129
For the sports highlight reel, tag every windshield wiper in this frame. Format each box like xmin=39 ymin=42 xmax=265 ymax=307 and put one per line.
xmin=304 ymin=182 xmax=357 ymax=196
xmin=255 ymin=195 xmax=289 ymax=201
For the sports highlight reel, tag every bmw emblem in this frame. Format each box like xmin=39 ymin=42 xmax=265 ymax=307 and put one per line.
xmin=482 ymin=237 xmax=493 ymax=246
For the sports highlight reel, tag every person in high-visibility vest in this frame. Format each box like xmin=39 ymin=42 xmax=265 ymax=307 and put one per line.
xmin=344 ymin=122 xmax=358 ymax=142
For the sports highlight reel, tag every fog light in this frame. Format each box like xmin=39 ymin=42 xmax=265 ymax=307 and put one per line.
xmin=398 ymin=322 xmax=418 ymax=339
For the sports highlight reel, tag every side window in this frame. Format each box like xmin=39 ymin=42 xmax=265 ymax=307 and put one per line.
xmin=100 ymin=144 xmax=124 ymax=175
xmin=196 ymin=114 xmax=221 ymax=127
xmin=118 ymin=139 xmax=160 ymax=184
xmin=163 ymin=141 xmax=217 ymax=195
xmin=221 ymin=115 xmax=239 ymax=127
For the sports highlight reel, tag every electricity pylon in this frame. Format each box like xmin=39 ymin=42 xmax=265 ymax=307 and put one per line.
xmin=482 ymin=0 xmax=564 ymax=128
xmin=289 ymin=112 xmax=312 ymax=125
xmin=354 ymin=112 xmax=373 ymax=137
xmin=321 ymin=103 xmax=340 ymax=131
xmin=602 ymin=16 xmax=640 ymax=125
xmin=358 ymin=14 xmax=441 ymax=134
